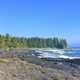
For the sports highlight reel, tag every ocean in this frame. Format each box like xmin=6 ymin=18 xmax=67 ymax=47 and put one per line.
xmin=64 ymin=50 xmax=80 ymax=58
xmin=36 ymin=49 xmax=80 ymax=59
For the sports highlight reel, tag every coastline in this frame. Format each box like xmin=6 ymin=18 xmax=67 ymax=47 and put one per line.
xmin=0 ymin=48 xmax=80 ymax=60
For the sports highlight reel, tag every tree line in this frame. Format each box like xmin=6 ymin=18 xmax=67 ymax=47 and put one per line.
xmin=0 ymin=34 xmax=67 ymax=50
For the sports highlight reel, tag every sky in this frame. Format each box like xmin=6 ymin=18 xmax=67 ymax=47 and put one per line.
xmin=0 ymin=0 xmax=80 ymax=46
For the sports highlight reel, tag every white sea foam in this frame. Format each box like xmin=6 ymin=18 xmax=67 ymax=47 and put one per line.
xmin=59 ymin=55 xmax=73 ymax=59
xmin=35 ymin=49 xmax=80 ymax=59
xmin=38 ymin=52 xmax=58 ymax=58
xmin=35 ymin=49 xmax=64 ymax=55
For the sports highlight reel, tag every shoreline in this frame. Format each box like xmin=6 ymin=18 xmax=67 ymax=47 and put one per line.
xmin=0 ymin=48 xmax=80 ymax=60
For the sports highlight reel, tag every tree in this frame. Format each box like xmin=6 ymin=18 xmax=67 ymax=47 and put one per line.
xmin=0 ymin=34 xmax=67 ymax=50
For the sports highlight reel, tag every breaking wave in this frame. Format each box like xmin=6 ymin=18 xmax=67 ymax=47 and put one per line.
xmin=35 ymin=49 xmax=80 ymax=59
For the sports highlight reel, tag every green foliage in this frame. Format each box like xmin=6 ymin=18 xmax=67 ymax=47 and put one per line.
xmin=0 ymin=34 xmax=67 ymax=50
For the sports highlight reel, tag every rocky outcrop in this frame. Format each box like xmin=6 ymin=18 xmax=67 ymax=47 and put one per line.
xmin=0 ymin=58 xmax=79 ymax=80
xmin=0 ymin=49 xmax=80 ymax=80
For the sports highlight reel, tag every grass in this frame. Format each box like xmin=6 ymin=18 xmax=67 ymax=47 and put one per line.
xmin=0 ymin=57 xmax=17 ymax=63
xmin=0 ymin=58 xmax=8 ymax=63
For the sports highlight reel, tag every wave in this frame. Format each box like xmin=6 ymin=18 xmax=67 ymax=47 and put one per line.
xmin=35 ymin=49 xmax=64 ymax=55
xmin=39 ymin=53 xmax=80 ymax=59
xmin=35 ymin=49 xmax=80 ymax=59
xmin=58 ymin=55 xmax=74 ymax=59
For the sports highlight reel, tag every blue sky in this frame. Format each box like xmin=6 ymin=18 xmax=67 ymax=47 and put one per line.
xmin=0 ymin=0 xmax=80 ymax=45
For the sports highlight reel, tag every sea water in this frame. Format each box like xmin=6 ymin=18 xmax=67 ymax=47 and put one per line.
xmin=37 ymin=49 xmax=80 ymax=59
xmin=64 ymin=50 xmax=80 ymax=58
